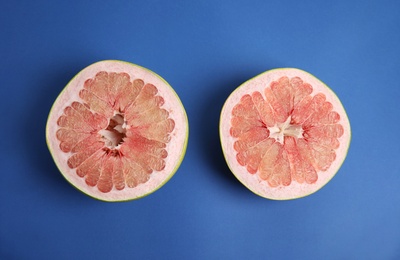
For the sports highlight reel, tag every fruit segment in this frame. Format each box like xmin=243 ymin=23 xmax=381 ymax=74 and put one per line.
xmin=56 ymin=72 xmax=175 ymax=193
xmin=231 ymin=76 xmax=344 ymax=187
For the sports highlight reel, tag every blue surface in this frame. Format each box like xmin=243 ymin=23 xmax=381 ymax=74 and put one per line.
xmin=1 ymin=0 xmax=400 ymax=259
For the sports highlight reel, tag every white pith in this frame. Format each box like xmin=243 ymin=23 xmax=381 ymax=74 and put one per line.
xmin=46 ymin=60 xmax=188 ymax=202
xmin=220 ymin=68 xmax=351 ymax=200
xmin=99 ymin=113 xmax=127 ymax=149
xmin=268 ymin=116 xmax=303 ymax=144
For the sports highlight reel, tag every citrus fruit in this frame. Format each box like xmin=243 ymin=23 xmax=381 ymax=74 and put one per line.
xmin=220 ymin=68 xmax=350 ymax=200
xmin=46 ymin=60 xmax=188 ymax=201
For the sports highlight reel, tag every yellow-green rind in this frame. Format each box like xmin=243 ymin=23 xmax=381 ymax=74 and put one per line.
xmin=46 ymin=60 xmax=189 ymax=202
xmin=219 ymin=68 xmax=351 ymax=200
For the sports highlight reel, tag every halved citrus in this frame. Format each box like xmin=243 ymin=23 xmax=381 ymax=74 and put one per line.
xmin=46 ymin=60 xmax=188 ymax=201
xmin=220 ymin=68 xmax=350 ymax=200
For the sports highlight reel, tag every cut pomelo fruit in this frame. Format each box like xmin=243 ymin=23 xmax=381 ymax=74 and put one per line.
xmin=220 ymin=68 xmax=350 ymax=200
xmin=46 ymin=60 xmax=188 ymax=201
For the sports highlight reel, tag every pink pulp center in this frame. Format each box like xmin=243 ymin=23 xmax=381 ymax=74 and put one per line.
xmin=56 ymin=71 xmax=175 ymax=193
xmin=230 ymin=76 xmax=344 ymax=187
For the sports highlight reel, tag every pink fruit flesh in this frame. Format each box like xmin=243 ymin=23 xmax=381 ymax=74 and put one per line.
xmin=56 ymin=72 xmax=174 ymax=193
xmin=46 ymin=60 xmax=188 ymax=202
xmin=220 ymin=68 xmax=351 ymax=200
xmin=231 ymin=76 xmax=343 ymax=188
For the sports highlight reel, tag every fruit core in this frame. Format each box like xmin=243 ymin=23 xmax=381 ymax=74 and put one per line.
xmin=99 ymin=113 xmax=127 ymax=149
xmin=267 ymin=116 xmax=303 ymax=144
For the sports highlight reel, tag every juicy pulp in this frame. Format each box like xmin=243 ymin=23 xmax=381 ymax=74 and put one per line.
xmin=46 ymin=60 xmax=188 ymax=201
xmin=220 ymin=68 xmax=351 ymax=200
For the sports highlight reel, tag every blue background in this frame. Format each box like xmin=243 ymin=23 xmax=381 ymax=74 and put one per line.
xmin=1 ymin=0 xmax=399 ymax=259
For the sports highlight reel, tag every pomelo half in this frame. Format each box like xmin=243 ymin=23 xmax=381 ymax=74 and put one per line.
xmin=46 ymin=60 xmax=188 ymax=201
xmin=220 ymin=68 xmax=350 ymax=200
